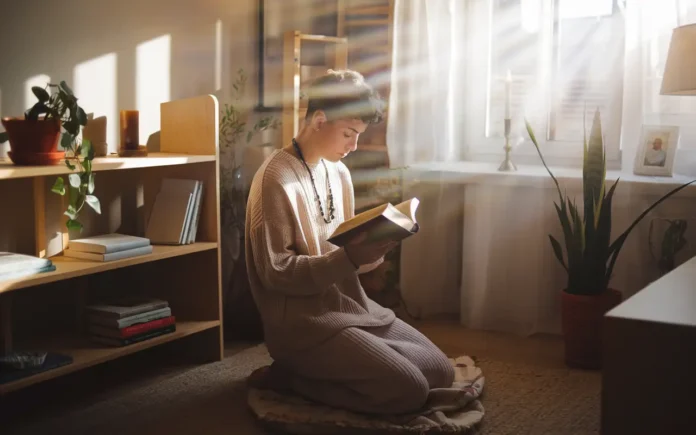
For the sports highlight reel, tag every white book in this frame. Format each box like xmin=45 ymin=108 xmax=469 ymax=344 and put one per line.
xmin=186 ymin=181 xmax=204 ymax=243
xmin=159 ymin=178 xmax=199 ymax=244
xmin=67 ymin=233 xmax=151 ymax=254
xmin=63 ymin=245 xmax=153 ymax=262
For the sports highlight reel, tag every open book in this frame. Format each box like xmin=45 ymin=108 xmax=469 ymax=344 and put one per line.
xmin=327 ymin=198 xmax=420 ymax=247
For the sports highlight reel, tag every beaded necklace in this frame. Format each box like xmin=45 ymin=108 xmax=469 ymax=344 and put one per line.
xmin=292 ymin=138 xmax=335 ymax=224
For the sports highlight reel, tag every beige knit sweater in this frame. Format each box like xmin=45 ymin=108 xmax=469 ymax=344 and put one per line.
xmin=245 ymin=149 xmax=396 ymax=356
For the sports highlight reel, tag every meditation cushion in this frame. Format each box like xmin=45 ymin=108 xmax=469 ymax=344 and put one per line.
xmin=247 ymin=356 xmax=485 ymax=435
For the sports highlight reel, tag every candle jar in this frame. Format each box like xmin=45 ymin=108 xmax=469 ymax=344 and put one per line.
xmin=119 ymin=110 xmax=140 ymax=151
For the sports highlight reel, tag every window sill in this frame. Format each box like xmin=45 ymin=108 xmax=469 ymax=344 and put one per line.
xmin=403 ymin=161 xmax=696 ymax=197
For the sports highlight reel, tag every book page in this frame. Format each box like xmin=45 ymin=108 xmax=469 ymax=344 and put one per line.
xmin=394 ymin=198 xmax=420 ymax=224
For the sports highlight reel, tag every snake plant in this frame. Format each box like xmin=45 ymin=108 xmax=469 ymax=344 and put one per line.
xmin=526 ymin=109 xmax=696 ymax=296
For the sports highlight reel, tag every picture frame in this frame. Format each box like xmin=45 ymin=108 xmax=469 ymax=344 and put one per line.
xmin=633 ymin=125 xmax=680 ymax=177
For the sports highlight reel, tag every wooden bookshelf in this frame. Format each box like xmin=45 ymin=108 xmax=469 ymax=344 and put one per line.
xmin=0 ymin=154 xmax=217 ymax=181
xmin=0 ymin=320 xmax=220 ymax=395
xmin=282 ymin=30 xmax=349 ymax=147
xmin=0 ymin=95 xmax=223 ymax=395
xmin=1 ymin=243 xmax=218 ymax=294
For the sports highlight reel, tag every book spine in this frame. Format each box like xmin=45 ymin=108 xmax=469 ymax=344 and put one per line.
xmin=90 ymin=325 xmax=176 ymax=347
xmin=88 ymin=316 xmax=176 ymax=339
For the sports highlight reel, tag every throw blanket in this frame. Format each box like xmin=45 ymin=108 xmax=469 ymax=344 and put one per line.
xmin=247 ymin=355 xmax=485 ymax=434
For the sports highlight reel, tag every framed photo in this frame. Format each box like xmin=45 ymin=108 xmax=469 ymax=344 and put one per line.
xmin=633 ymin=125 xmax=680 ymax=176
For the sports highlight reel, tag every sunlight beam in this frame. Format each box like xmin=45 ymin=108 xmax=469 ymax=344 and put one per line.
xmin=215 ymin=19 xmax=222 ymax=92
xmin=136 ymin=35 xmax=171 ymax=146
xmin=74 ymin=53 xmax=117 ymax=153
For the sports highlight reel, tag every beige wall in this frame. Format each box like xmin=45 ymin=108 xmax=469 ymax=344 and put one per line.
xmin=0 ymin=0 xmax=261 ymax=156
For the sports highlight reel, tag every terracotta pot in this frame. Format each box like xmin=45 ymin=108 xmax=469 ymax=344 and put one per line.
xmin=1 ymin=117 xmax=63 ymax=165
xmin=561 ymin=288 xmax=623 ymax=369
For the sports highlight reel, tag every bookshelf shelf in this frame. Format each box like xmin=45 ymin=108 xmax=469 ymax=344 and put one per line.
xmin=0 ymin=320 xmax=220 ymax=395
xmin=0 ymin=243 xmax=218 ymax=295
xmin=0 ymin=153 xmax=216 ymax=181
xmin=0 ymin=95 xmax=223 ymax=395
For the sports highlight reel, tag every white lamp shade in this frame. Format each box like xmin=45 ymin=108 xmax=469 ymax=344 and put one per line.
xmin=661 ymin=23 xmax=696 ymax=96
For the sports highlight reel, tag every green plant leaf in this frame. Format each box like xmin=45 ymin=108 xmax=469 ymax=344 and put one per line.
xmin=64 ymin=158 xmax=76 ymax=170
xmin=69 ymin=186 xmax=79 ymax=208
xmin=526 ymin=119 xmax=563 ymax=204
xmin=32 ymin=86 xmax=50 ymax=103
xmin=64 ymin=204 xmax=78 ymax=220
xmin=66 ymin=219 xmax=83 ymax=232
xmin=68 ymin=173 xmax=81 ymax=188
xmin=0 ymin=132 xmax=8 ymax=143
xmin=76 ymin=107 xmax=88 ymax=126
xmin=549 ymin=235 xmax=568 ymax=272
xmin=247 ymin=131 xmax=253 ymax=143
xmin=51 ymin=177 xmax=66 ymax=195
xmin=59 ymin=80 xmax=74 ymax=96
xmin=61 ymin=133 xmax=73 ymax=150
xmin=85 ymin=195 xmax=101 ymax=214
xmin=88 ymin=173 xmax=95 ymax=194
xmin=605 ymin=178 xmax=696 ymax=287
xmin=81 ymin=139 xmax=92 ymax=158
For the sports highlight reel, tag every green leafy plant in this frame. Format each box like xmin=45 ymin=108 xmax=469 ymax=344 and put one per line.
xmin=526 ymin=109 xmax=696 ymax=296
xmin=219 ymin=68 xmax=280 ymax=232
xmin=649 ymin=218 xmax=688 ymax=276
xmin=33 ymin=81 xmax=100 ymax=232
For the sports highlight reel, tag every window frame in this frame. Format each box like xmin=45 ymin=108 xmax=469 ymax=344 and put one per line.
xmin=461 ymin=0 xmax=625 ymax=164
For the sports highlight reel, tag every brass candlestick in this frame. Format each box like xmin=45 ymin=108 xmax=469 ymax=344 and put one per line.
xmin=498 ymin=118 xmax=517 ymax=172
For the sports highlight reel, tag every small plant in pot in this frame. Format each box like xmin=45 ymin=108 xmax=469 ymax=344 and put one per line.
xmin=526 ymin=109 xmax=696 ymax=369
xmin=0 ymin=81 xmax=100 ymax=232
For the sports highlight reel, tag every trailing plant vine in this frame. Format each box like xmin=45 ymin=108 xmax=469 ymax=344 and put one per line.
xmin=31 ymin=81 xmax=100 ymax=231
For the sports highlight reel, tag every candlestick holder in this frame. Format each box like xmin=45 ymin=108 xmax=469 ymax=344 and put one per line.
xmin=498 ymin=118 xmax=517 ymax=172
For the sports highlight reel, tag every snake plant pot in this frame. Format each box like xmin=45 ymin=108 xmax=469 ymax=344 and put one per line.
xmin=561 ymin=288 xmax=623 ymax=369
xmin=1 ymin=117 xmax=64 ymax=165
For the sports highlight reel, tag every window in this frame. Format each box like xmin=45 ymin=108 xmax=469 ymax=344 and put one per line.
xmin=464 ymin=0 xmax=625 ymax=161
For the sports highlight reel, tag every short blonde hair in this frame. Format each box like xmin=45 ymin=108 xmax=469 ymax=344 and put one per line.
xmin=305 ymin=69 xmax=384 ymax=124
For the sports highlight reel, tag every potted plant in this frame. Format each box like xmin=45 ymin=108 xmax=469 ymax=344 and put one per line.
xmin=0 ymin=81 xmax=100 ymax=232
xmin=219 ymin=68 xmax=280 ymax=339
xmin=526 ymin=109 xmax=696 ymax=369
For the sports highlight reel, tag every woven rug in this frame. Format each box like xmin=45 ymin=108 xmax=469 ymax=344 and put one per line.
xmin=248 ymin=355 xmax=485 ymax=434
xmin=4 ymin=343 xmax=600 ymax=435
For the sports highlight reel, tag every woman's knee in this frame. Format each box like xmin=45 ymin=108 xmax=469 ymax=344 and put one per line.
xmin=429 ymin=352 xmax=455 ymax=388
xmin=378 ymin=366 xmax=430 ymax=414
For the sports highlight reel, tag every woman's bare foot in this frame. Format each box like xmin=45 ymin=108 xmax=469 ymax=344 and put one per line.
xmin=247 ymin=362 xmax=294 ymax=392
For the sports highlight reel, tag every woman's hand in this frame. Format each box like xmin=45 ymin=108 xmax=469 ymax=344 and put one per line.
xmin=344 ymin=233 xmax=398 ymax=267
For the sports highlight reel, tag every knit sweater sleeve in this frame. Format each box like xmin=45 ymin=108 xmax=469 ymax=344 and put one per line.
xmin=249 ymin=167 xmax=358 ymax=296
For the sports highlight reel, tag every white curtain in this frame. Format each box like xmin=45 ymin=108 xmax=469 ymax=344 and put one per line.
xmin=386 ymin=0 xmax=465 ymax=168
xmin=395 ymin=0 xmax=696 ymax=335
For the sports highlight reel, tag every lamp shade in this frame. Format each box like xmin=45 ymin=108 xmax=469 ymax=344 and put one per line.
xmin=661 ymin=23 xmax=696 ymax=96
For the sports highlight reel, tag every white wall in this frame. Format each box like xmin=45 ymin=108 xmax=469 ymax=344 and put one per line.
xmin=0 ymin=0 xmax=260 ymax=156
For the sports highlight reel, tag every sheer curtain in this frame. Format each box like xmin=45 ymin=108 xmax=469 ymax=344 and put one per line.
xmin=386 ymin=0 xmax=465 ymax=168
xmin=393 ymin=0 xmax=696 ymax=334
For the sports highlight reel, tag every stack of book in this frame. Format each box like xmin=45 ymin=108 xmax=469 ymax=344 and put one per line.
xmin=145 ymin=178 xmax=204 ymax=245
xmin=86 ymin=296 xmax=175 ymax=347
xmin=63 ymin=233 xmax=153 ymax=262
xmin=0 ymin=252 xmax=56 ymax=281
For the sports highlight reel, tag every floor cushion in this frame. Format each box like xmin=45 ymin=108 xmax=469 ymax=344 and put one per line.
xmin=247 ymin=356 xmax=485 ymax=434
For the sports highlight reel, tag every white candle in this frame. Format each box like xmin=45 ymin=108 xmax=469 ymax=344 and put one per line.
xmin=505 ymin=69 xmax=512 ymax=120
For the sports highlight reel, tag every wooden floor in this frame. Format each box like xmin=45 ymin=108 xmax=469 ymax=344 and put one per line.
xmin=415 ymin=320 xmax=565 ymax=369
xmin=0 ymin=320 xmax=568 ymax=430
